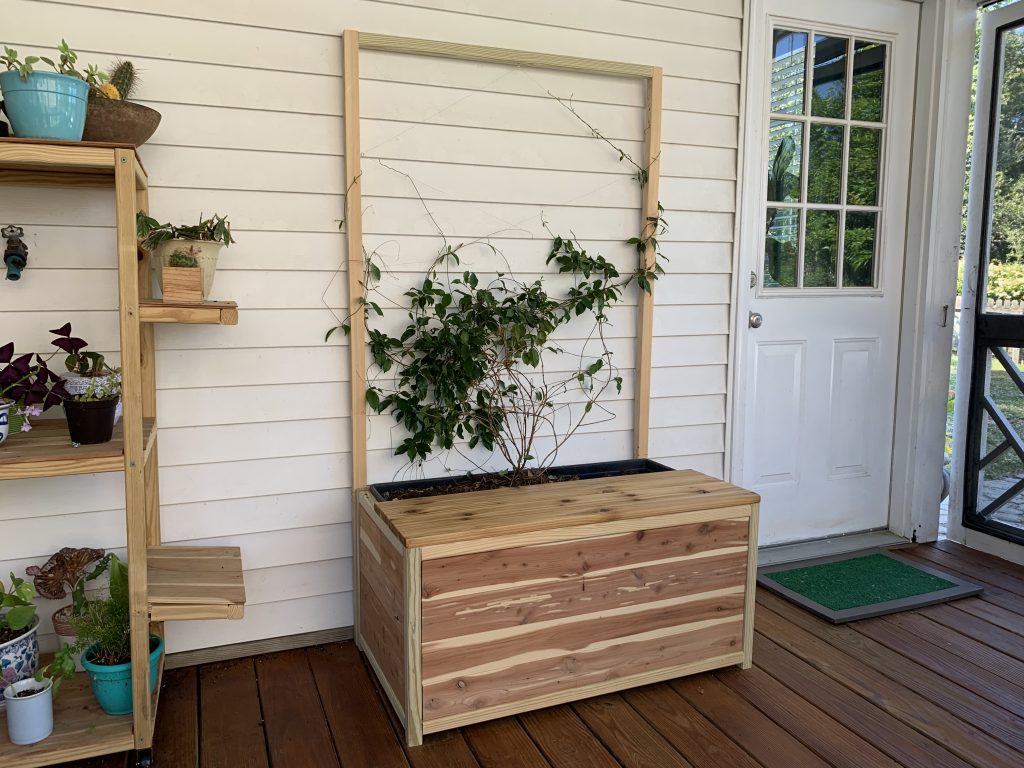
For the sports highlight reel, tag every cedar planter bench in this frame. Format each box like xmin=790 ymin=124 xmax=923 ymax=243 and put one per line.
xmin=354 ymin=466 xmax=760 ymax=746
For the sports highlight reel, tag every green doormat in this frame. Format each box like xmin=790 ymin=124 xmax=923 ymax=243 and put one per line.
xmin=758 ymin=550 xmax=983 ymax=623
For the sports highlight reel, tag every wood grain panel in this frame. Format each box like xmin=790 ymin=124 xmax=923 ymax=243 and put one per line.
xmin=422 ymin=517 xmax=747 ymax=598
xmin=358 ymin=507 xmax=407 ymax=711
xmin=422 ymin=548 xmax=746 ymax=643
xmin=423 ymin=589 xmax=743 ymax=681
xmin=422 ymin=611 xmax=742 ymax=721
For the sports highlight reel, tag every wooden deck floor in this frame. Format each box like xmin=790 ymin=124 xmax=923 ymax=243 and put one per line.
xmin=61 ymin=540 xmax=1024 ymax=768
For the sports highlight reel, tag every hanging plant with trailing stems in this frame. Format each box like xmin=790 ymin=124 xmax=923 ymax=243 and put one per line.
xmin=326 ymin=95 xmax=668 ymax=486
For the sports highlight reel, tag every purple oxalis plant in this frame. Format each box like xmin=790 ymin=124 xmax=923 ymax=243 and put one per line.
xmin=0 ymin=339 xmax=69 ymax=412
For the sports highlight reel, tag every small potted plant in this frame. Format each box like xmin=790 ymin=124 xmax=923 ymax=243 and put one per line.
xmin=3 ymin=676 xmax=53 ymax=746
xmin=49 ymin=323 xmax=119 ymax=402
xmin=82 ymin=59 xmax=161 ymax=146
xmin=0 ymin=41 xmax=107 ymax=141
xmin=137 ymin=212 xmax=235 ymax=301
xmin=62 ymin=367 xmax=121 ymax=445
xmin=0 ymin=574 xmax=39 ymax=714
xmin=160 ymin=246 xmax=203 ymax=303
xmin=43 ymin=555 xmax=163 ymax=716
xmin=0 ymin=340 xmax=68 ymax=444
xmin=26 ymin=548 xmax=110 ymax=671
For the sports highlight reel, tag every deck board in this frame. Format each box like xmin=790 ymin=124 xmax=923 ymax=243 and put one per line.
xmin=53 ymin=542 xmax=1024 ymax=768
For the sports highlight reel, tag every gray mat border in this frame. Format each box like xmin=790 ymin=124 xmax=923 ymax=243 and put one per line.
xmin=757 ymin=548 xmax=984 ymax=624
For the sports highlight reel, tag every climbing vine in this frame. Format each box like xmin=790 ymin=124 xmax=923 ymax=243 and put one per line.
xmin=326 ymin=92 xmax=667 ymax=484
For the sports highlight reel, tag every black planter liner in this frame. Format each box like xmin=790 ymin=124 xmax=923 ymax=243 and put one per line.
xmin=63 ymin=397 xmax=118 ymax=445
xmin=370 ymin=458 xmax=672 ymax=501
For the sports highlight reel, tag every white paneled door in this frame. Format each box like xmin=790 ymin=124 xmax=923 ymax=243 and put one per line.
xmin=738 ymin=0 xmax=918 ymax=544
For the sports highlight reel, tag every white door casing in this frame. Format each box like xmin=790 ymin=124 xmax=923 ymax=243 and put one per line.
xmin=734 ymin=0 xmax=918 ymax=546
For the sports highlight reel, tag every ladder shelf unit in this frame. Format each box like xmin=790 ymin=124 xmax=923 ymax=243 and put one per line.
xmin=0 ymin=138 xmax=246 ymax=768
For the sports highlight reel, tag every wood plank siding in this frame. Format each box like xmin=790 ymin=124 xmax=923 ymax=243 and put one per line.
xmin=2 ymin=0 xmax=741 ymax=656
xmin=56 ymin=542 xmax=1024 ymax=768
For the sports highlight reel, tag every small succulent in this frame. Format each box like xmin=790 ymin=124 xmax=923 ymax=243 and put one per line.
xmin=168 ymin=247 xmax=199 ymax=268
xmin=1 ymin=41 xmax=107 ymax=86
xmin=107 ymin=59 xmax=138 ymax=100
xmin=95 ymin=82 xmax=120 ymax=100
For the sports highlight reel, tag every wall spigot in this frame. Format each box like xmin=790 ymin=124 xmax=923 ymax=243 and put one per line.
xmin=2 ymin=225 xmax=28 ymax=281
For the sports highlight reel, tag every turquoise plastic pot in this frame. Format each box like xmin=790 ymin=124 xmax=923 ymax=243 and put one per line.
xmin=81 ymin=635 xmax=164 ymax=716
xmin=0 ymin=70 xmax=89 ymax=140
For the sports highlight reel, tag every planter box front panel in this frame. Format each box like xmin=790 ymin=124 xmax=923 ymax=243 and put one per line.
xmin=421 ymin=516 xmax=748 ymax=721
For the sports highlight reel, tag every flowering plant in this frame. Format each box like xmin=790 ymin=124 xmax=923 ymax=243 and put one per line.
xmin=0 ymin=341 xmax=67 ymax=428
xmin=49 ymin=322 xmax=111 ymax=376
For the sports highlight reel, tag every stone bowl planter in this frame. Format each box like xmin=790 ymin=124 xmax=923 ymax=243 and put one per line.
xmin=81 ymin=98 xmax=161 ymax=146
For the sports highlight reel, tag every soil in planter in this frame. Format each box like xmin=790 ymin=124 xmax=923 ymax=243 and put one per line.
xmin=0 ymin=625 xmax=25 ymax=644
xmin=380 ymin=470 xmax=578 ymax=501
xmin=13 ymin=688 xmax=43 ymax=698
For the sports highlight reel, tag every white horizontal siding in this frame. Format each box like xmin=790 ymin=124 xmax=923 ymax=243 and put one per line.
xmin=2 ymin=0 xmax=739 ymax=654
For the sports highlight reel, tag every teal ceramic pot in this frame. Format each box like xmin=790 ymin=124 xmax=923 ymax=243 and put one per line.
xmin=81 ymin=635 xmax=164 ymax=716
xmin=0 ymin=71 xmax=89 ymax=140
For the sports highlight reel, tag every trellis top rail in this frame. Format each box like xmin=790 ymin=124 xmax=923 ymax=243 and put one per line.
xmin=355 ymin=32 xmax=656 ymax=78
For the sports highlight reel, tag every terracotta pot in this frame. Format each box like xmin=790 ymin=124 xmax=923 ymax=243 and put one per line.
xmin=81 ymin=98 xmax=161 ymax=146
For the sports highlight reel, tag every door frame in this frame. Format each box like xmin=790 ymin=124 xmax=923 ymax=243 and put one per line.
xmin=730 ymin=0 xmax=976 ymax=544
xmin=948 ymin=0 xmax=1024 ymax=564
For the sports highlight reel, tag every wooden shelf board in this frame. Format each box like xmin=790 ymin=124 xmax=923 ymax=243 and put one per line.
xmin=0 ymin=418 xmax=156 ymax=481
xmin=140 ymin=300 xmax=238 ymax=325
xmin=0 ymin=671 xmax=134 ymax=768
xmin=0 ymin=138 xmax=147 ymax=189
xmin=148 ymin=546 xmax=246 ymax=621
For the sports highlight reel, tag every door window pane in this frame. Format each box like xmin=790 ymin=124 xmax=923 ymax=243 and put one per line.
xmin=772 ymin=30 xmax=807 ymax=114
xmin=808 ymin=124 xmax=843 ymax=204
xmin=767 ymin=121 xmax=803 ymax=202
xmin=851 ymin=41 xmax=887 ymax=122
xmin=765 ymin=207 xmax=799 ymax=287
xmin=811 ymin=35 xmax=848 ymax=118
xmin=844 ymin=211 xmax=877 ymax=286
xmin=805 ymin=210 xmax=839 ymax=287
xmin=847 ymin=127 xmax=881 ymax=205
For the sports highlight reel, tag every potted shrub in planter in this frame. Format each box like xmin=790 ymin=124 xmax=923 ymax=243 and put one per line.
xmin=0 ymin=339 xmax=67 ymax=444
xmin=0 ymin=41 xmax=107 ymax=141
xmin=26 ymin=548 xmax=111 ymax=671
xmin=3 ymin=676 xmax=53 ymax=746
xmin=160 ymin=246 xmax=203 ymax=303
xmin=337 ymin=177 xmax=758 ymax=744
xmin=137 ymin=212 xmax=235 ymax=301
xmin=82 ymin=59 xmax=161 ymax=146
xmin=62 ymin=368 xmax=121 ymax=445
xmin=43 ymin=555 xmax=163 ymax=716
xmin=0 ymin=574 xmax=39 ymax=713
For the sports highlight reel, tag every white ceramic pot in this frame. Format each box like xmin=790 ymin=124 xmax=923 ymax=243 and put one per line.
xmin=154 ymin=239 xmax=224 ymax=300
xmin=3 ymin=677 xmax=53 ymax=746
xmin=0 ymin=398 xmax=11 ymax=445
xmin=60 ymin=372 xmax=121 ymax=424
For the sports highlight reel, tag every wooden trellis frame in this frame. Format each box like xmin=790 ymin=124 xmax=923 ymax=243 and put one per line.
xmin=342 ymin=30 xmax=663 ymax=489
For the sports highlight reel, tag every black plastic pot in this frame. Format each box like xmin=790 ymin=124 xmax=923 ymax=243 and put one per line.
xmin=63 ymin=397 xmax=118 ymax=445
xmin=370 ymin=458 xmax=672 ymax=501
